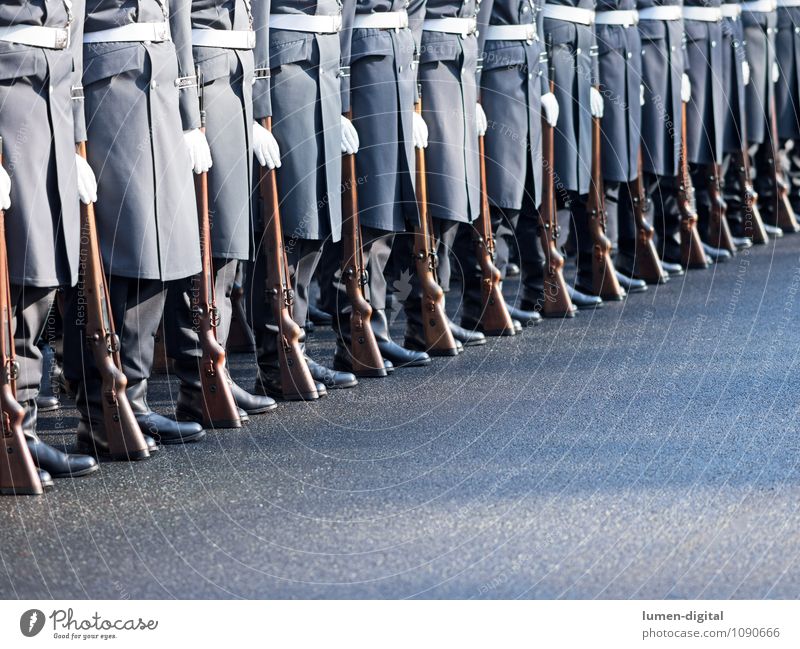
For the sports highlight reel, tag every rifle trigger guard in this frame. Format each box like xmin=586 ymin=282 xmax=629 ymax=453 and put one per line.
xmin=210 ymin=306 xmax=221 ymax=328
xmin=106 ymin=333 xmax=120 ymax=354
xmin=5 ymin=359 xmax=19 ymax=382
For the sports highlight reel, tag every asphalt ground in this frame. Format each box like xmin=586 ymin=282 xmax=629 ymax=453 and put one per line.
xmin=2 ymin=234 xmax=800 ymax=599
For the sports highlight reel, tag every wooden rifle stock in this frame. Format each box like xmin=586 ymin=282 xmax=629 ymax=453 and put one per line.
xmin=587 ymin=108 xmax=624 ymax=299
xmin=0 ymin=139 xmax=43 ymax=495
xmin=631 ymin=148 xmax=668 ymax=283
xmin=193 ymin=97 xmax=241 ymax=428
xmin=538 ymin=62 xmax=575 ymax=318
xmin=258 ymin=118 xmax=318 ymax=401
xmin=474 ymin=129 xmax=516 ymax=336
xmin=341 ymin=111 xmax=387 ymax=377
xmin=77 ymin=142 xmax=150 ymax=461
xmin=706 ymin=162 xmax=736 ymax=253
xmin=766 ymin=89 xmax=800 ymax=232
xmin=735 ymin=117 xmax=768 ymax=243
xmin=412 ymin=100 xmax=459 ymax=356
xmin=677 ymin=102 xmax=711 ymax=268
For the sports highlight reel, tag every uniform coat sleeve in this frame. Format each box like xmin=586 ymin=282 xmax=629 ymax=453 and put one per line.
xmin=340 ymin=0 xmax=357 ymax=113
xmin=171 ymin=0 xmax=201 ymax=130
xmin=71 ymin=0 xmax=87 ymax=143
xmin=408 ymin=0 xmax=427 ymax=104
xmin=253 ymin=0 xmax=271 ymax=120
xmin=476 ymin=0 xmax=495 ymax=87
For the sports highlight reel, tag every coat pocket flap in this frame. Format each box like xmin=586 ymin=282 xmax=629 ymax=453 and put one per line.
xmin=195 ymin=50 xmax=231 ymax=83
xmin=269 ymin=35 xmax=312 ymax=69
xmin=482 ymin=42 xmax=527 ymax=71
xmin=0 ymin=46 xmax=45 ymax=81
xmin=82 ymin=43 xmax=144 ymax=86
xmin=351 ymin=31 xmax=394 ymax=62
xmin=638 ymin=19 xmax=666 ymax=40
xmin=419 ymin=32 xmax=460 ymax=63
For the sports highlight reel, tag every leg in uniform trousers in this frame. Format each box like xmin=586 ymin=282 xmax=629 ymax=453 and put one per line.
xmin=646 ymin=172 xmax=685 ymax=274
xmin=603 ymin=181 xmax=648 ymax=294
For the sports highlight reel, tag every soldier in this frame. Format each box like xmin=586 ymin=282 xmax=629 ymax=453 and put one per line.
xmin=773 ymin=0 xmax=800 ymax=216
xmin=637 ymin=0 xmax=689 ymax=272
xmin=467 ymin=0 xmax=562 ymax=322
xmin=0 ymin=0 xmax=98 ymax=481
xmin=248 ymin=0 xmax=361 ymax=398
xmin=316 ymin=0 xmax=432 ymax=371
xmin=164 ymin=0 xmax=279 ymax=424
xmin=593 ymin=0 xmax=650 ymax=289
xmin=64 ymin=0 xmax=210 ymax=454
xmin=742 ymin=0 xmax=788 ymax=234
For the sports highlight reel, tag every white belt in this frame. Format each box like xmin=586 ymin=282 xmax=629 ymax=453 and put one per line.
xmin=543 ymin=5 xmax=596 ymax=25
xmin=423 ymin=17 xmax=478 ymax=36
xmin=682 ymin=6 xmax=723 ymax=21
xmin=777 ymin=0 xmax=800 ymax=7
xmin=720 ymin=4 xmax=742 ymax=17
xmin=353 ymin=11 xmax=409 ymax=30
xmin=637 ymin=5 xmax=683 ymax=20
xmin=83 ymin=22 xmax=171 ymax=43
xmin=191 ymin=28 xmax=255 ymax=49
xmin=269 ymin=13 xmax=343 ymax=34
xmin=0 ymin=24 xmax=70 ymax=49
xmin=485 ymin=23 xmax=538 ymax=41
xmin=741 ymin=0 xmax=777 ymax=11
xmin=595 ymin=9 xmax=639 ymax=25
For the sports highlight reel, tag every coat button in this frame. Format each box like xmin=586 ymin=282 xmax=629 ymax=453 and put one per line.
xmin=711 ymin=40 xmax=716 ymax=47
xmin=151 ymin=80 xmax=158 ymax=89
xmin=399 ymin=65 xmax=404 ymax=72
xmin=523 ymin=4 xmax=529 ymax=11
xmin=627 ymin=52 xmax=632 ymax=58
xmin=576 ymin=47 xmax=581 ymax=53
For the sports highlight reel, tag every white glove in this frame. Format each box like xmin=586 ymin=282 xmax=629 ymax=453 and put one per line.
xmin=590 ymin=86 xmax=604 ymax=118
xmin=476 ymin=103 xmax=488 ymax=136
xmin=341 ymin=114 xmax=359 ymax=155
xmin=681 ymin=73 xmax=692 ymax=103
xmin=541 ymin=92 xmax=560 ymax=127
xmin=75 ymin=153 xmax=98 ymax=205
xmin=773 ymin=61 xmax=780 ymax=83
xmin=252 ymin=121 xmax=281 ymax=169
xmin=640 ymin=84 xmax=646 ymax=107
xmin=412 ymin=111 xmax=429 ymax=149
xmin=183 ymin=128 xmax=212 ymax=174
xmin=742 ymin=60 xmax=750 ymax=86
xmin=0 ymin=166 xmax=9 ymax=211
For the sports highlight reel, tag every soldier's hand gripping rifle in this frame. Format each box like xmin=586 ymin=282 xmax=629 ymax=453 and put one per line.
xmin=538 ymin=38 xmax=576 ymax=317
xmin=735 ymin=117 xmax=768 ymax=244
xmin=193 ymin=76 xmax=241 ymax=428
xmin=587 ymin=92 xmax=624 ymax=299
xmin=765 ymin=84 xmax=800 ymax=233
xmin=340 ymin=110 xmax=387 ymax=377
xmin=77 ymin=141 xmax=150 ymax=460
xmin=258 ymin=118 xmax=318 ymax=400
xmin=631 ymin=148 xmax=668 ymax=283
xmin=0 ymin=138 xmax=43 ymax=495
xmin=412 ymin=98 xmax=459 ymax=356
xmin=677 ymin=101 xmax=711 ymax=268
xmin=706 ymin=161 xmax=736 ymax=253
xmin=475 ymin=114 xmax=516 ymax=336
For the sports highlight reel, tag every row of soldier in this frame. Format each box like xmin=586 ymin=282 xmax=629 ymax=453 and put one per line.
xmin=0 ymin=0 xmax=797 ymax=494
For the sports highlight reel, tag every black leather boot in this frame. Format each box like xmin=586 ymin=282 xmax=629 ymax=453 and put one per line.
xmin=23 ymin=400 xmax=98 ymax=478
xmin=764 ymin=223 xmax=784 ymax=238
xmin=506 ymin=304 xmax=542 ymax=327
xmin=229 ymin=379 xmax=276 ymax=415
xmin=732 ymin=236 xmax=753 ymax=250
xmin=38 ymin=469 xmax=54 ymax=490
xmin=128 ymin=380 xmax=206 ymax=445
xmin=567 ymin=285 xmax=603 ymax=309
xmin=305 ymin=356 xmax=358 ymax=390
xmin=402 ymin=299 xmax=462 ymax=356
xmin=333 ymin=341 xmax=394 ymax=375
xmin=253 ymin=369 xmax=327 ymax=400
xmin=172 ymin=361 xmax=244 ymax=429
xmin=702 ymin=242 xmax=732 ymax=263
xmin=371 ymin=310 xmax=430 ymax=368
xmin=660 ymin=260 xmax=685 ymax=276
xmin=614 ymin=270 xmax=648 ymax=294
xmin=36 ymin=343 xmax=60 ymax=412
xmin=308 ymin=304 xmax=333 ymax=326
xmin=448 ymin=318 xmax=486 ymax=346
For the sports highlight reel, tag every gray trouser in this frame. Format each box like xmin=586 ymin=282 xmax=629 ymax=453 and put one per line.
xmin=163 ymin=257 xmax=238 ymax=362
xmin=63 ymin=276 xmax=166 ymax=386
xmin=9 ymin=285 xmax=55 ymax=404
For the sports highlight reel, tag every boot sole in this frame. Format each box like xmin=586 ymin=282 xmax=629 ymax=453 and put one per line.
xmin=403 ymin=339 xmax=460 ymax=357
xmin=75 ymin=442 xmax=154 ymax=462
xmin=48 ymin=463 xmax=101 ymax=479
xmin=175 ymin=411 xmax=244 ymax=430
xmin=157 ymin=430 xmax=207 ymax=445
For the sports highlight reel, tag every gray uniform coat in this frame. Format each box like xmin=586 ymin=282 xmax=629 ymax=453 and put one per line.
xmin=192 ymin=0 xmax=255 ymax=261
xmin=83 ymin=0 xmax=202 ymax=281
xmin=254 ymin=0 xmax=344 ymax=243
xmin=545 ymin=0 xmax=599 ymax=195
xmin=721 ymin=1 xmax=746 ymax=153
xmin=596 ymin=0 xmax=641 ymax=182
xmin=481 ymin=0 xmax=549 ymax=209
xmin=774 ymin=5 xmax=800 ymax=139
xmin=417 ymin=0 xmax=488 ymax=223
xmin=340 ymin=0 xmax=423 ymax=232
xmin=0 ymin=0 xmax=84 ymax=288
xmin=637 ymin=0 xmax=684 ymax=177
xmin=683 ymin=0 xmax=724 ymax=165
xmin=742 ymin=5 xmax=776 ymax=144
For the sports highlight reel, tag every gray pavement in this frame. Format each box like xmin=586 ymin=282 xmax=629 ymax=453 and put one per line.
xmin=2 ymin=236 xmax=800 ymax=599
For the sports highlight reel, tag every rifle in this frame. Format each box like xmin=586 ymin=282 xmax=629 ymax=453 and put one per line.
xmin=735 ymin=116 xmax=768 ymax=244
xmin=677 ymin=101 xmax=711 ymax=268
xmin=587 ymin=102 xmax=624 ymax=299
xmin=538 ymin=39 xmax=576 ymax=317
xmin=0 ymin=138 xmax=43 ymax=495
xmin=340 ymin=110 xmax=387 ymax=377
xmin=193 ymin=78 xmax=242 ymax=427
xmin=258 ymin=118 xmax=318 ymax=400
xmin=77 ymin=141 xmax=150 ymax=460
xmin=765 ymin=85 xmax=800 ymax=233
xmin=631 ymin=148 xmax=668 ymax=284
xmin=413 ymin=99 xmax=459 ymax=356
xmin=706 ymin=162 xmax=736 ymax=253
xmin=474 ymin=123 xmax=516 ymax=336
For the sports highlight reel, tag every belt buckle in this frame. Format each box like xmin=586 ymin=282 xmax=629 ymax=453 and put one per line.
xmin=526 ymin=24 xmax=536 ymax=42
xmin=247 ymin=30 xmax=256 ymax=48
xmin=157 ymin=24 xmax=170 ymax=41
xmin=333 ymin=15 xmax=343 ymax=32
xmin=55 ymin=28 xmax=70 ymax=49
